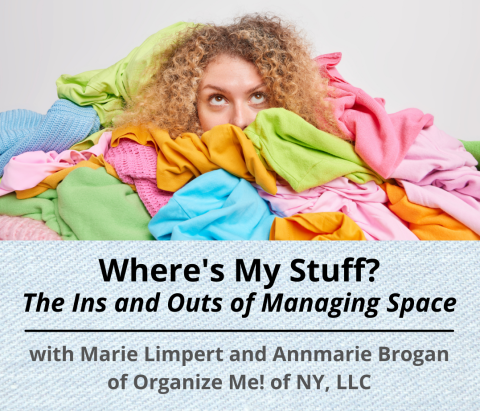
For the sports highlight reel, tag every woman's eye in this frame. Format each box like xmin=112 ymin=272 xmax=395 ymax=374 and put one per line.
xmin=210 ymin=95 xmax=227 ymax=105
xmin=251 ymin=93 xmax=266 ymax=104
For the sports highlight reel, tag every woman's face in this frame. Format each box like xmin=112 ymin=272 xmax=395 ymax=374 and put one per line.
xmin=197 ymin=54 xmax=270 ymax=132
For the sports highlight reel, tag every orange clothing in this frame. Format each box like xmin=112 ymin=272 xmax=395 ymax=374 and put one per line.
xmin=16 ymin=155 xmax=131 ymax=199
xmin=270 ymin=212 xmax=367 ymax=241
xmin=111 ymin=124 xmax=277 ymax=195
xmin=383 ymin=183 xmax=480 ymax=241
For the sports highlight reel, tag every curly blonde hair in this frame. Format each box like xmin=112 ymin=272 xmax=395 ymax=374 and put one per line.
xmin=115 ymin=14 xmax=343 ymax=138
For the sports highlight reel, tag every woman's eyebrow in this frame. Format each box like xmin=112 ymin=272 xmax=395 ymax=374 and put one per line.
xmin=246 ymin=83 xmax=267 ymax=94
xmin=201 ymin=83 xmax=267 ymax=93
xmin=202 ymin=84 xmax=228 ymax=93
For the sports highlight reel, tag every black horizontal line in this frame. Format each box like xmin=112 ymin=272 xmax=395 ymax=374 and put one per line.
xmin=25 ymin=329 xmax=454 ymax=333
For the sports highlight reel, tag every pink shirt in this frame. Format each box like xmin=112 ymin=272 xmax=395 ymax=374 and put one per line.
xmin=255 ymin=177 xmax=418 ymax=241
xmin=315 ymin=52 xmax=434 ymax=179
xmin=0 ymin=131 xmax=112 ymax=196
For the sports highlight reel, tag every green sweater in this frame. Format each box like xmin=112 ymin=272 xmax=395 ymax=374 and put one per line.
xmin=244 ymin=108 xmax=383 ymax=192
xmin=56 ymin=22 xmax=193 ymax=127
xmin=0 ymin=167 xmax=153 ymax=240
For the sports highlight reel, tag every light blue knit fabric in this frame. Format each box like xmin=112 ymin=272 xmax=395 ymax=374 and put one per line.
xmin=0 ymin=99 xmax=100 ymax=176
xmin=0 ymin=109 xmax=44 ymax=155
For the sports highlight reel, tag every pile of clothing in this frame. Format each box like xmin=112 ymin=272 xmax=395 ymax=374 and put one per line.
xmin=1 ymin=23 xmax=479 ymax=241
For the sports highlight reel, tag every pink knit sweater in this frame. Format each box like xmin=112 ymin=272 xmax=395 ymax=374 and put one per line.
xmin=105 ymin=139 xmax=173 ymax=216
xmin=0 ymin=215 xmax=62 ymax=240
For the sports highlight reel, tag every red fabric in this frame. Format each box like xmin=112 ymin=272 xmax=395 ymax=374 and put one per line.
xmin=315 ymin=52 xmax=434 ymax=179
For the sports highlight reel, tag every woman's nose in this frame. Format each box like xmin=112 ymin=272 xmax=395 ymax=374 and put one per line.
xmin=231 ymin=104 xmax=255 ymax=130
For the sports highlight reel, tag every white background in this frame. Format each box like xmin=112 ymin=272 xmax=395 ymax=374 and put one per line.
xmin=0 ymin=0 xmax=479 ymax=140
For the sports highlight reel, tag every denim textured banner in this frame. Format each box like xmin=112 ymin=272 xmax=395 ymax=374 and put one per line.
xmin=0 ymin=242 xmax=478 ymax=410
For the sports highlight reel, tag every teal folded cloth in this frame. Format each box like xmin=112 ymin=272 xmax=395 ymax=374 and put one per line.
xmin=0 ymin=99 xmax=100 ymax=176
xmin=149 ymin=169 xmax=275 ymax=240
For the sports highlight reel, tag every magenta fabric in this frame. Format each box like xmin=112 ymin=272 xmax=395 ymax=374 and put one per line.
xmin=0 ymin=215 xmax=62 ymax=240
xmin=315 ymin=52 xmax=434 ymax=179
xmin=104 ymin=139 xmax=173 ymax=217
xmin=254 ymin=177 xmax=418 ymax=241
xmin=390 ymin=125 xmax=480 ymax=235
xmin=0 ymin=131 xmax=112 ymax=196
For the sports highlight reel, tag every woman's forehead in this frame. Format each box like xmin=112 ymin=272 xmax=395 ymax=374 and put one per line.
xmin=200 ymin=55 xmax=265 ymax=93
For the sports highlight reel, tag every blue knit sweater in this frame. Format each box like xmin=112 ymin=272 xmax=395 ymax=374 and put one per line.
xmin=0 ymin=99 xmax=100 ymax=176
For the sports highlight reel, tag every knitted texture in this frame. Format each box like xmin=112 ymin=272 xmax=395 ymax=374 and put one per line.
xmin=0 ymin=109 xmax=44 ymax=154
xmin=105 ymin=139 xmax=173 ymax=216
xmin=0 ymin=99 xmax=100 ymax=176
xmin=0 ymin=215 xmax=62 ymax=240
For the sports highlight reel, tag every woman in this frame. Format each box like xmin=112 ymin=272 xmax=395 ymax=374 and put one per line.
xmin=114 ymin=14 xmax=344 ymax=139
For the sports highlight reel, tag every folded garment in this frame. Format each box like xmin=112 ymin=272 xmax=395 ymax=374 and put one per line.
xmin=105 ymin=138 xmax=173 ymax=216
xmin=383 ymin=183 xmax=480 ymax=241
xmin=391 ymin=124 xmax=480 ymax=235
xmin=0 ymin=167 xmax=154 ymax=240
xmin=0 ymin=132 xmax=111 ymax=196
xmin=315 ymin=52 xmax=434 ymax=178
xmin=57 ymin=22 xmax=194 ymax=126
xmin=460 ymin=140 xmax=480 ymax=171
xmin=244 ymin=108 xmax=383 ymax=192
xmin=255 ymin=177 xmax=417 ymax=241
xmin=0 ymin=215 xmax=62 ymax=241
xmin=112 ymin=123 xmax=277 ymax=194
xmin=270 ymin=213 xmax=366 ymax=241
xmin=149 ymin=169 xmax=275 ymax=240
xmin=0 ymin=99 xmax=100 ymax=177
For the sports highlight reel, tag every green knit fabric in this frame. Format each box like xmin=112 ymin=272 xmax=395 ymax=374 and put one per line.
xmin=244 ymin=108 xmax=383 ymax=192
xmin=0 ymin=189 xmax=70 ymax=237
xmin=460 ymin=140 xmax=480 ymax=171
xmin=56 ymin=22 xmax=194 ymax=127
xmin=0 ymin=167 xmax=154 ymax=240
